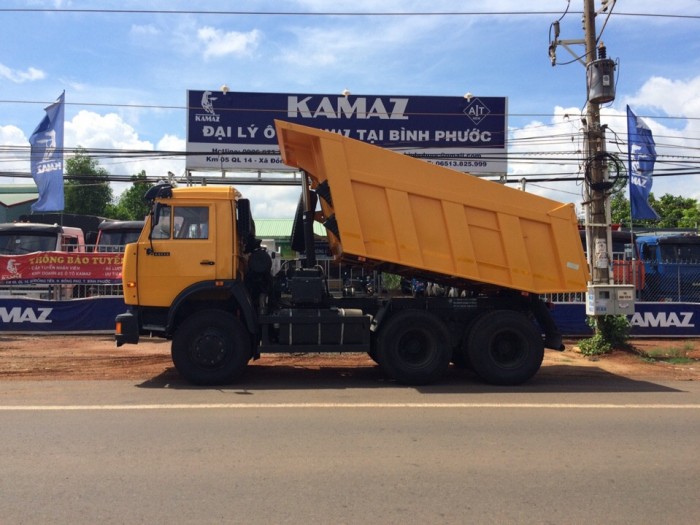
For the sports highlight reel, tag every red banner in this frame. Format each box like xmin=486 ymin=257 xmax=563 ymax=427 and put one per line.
xmin=0 ymin=251 xmax=123 ymax=284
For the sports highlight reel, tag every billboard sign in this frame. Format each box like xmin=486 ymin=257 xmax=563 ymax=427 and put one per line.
xmin=186 ymin=91 xmax=507 ymax=176
xmin=1 ymin=252 xmax=123 ymax=284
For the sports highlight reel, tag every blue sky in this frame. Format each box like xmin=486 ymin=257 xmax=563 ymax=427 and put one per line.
xmin=1 ymin=0 xmax=700 ymax=219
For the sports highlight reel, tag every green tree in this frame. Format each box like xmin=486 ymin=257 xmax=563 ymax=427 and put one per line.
xmin=64 ymin=149 xmax=113 ymax=216
xmin=610 ymin=192 xmax=631 ymax=226
xmin=107 ymin=170 xmax=153 ymax=220
xmin=609 ymin=192 xmax=699 ymax=230
xmin=653 ymin=194 xmax=700 ymax=229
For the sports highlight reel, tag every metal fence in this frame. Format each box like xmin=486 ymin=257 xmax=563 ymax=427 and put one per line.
xmin=0 ymin=282 xmax=125 ymax=301
xmin=545 ymin=259 xmax=700 ymax=304
xmin=3 ymin=250 xmax=700 ymax=304
xmin=639 ymin=263 xmax=700 ymax=303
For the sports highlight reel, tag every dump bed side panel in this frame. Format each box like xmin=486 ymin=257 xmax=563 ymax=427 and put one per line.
xmin=275 ymin=120 xmax=589 ymax=294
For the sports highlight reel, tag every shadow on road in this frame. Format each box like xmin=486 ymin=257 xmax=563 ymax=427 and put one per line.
xmin=137 ymin=361 xmax=683 ymax=394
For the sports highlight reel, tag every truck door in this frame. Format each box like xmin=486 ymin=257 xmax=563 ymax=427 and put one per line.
xmin=137 ymin=204 xmax=216 ymax=306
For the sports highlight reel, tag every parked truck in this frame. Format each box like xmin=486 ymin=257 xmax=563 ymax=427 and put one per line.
xmin=94 ymin=220 xmax=145 ymax=252
xmin=0 ymin=222 xmax=85 ymax=254
xmin=636 ymin=232 xmax=700 ymax=302
xmin=115 ymin=121 xmax=589 ymax=386
xmin=0 ymin=222 xmax=86 ymax=299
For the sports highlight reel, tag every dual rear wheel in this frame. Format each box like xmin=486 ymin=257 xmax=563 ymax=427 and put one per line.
xmin=375 ymin=309 xmax=544 ymax=386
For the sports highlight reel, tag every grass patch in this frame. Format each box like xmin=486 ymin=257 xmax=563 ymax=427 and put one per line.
xmin=577 ymin=315 xmax=632 ymax=357
xmin=634 ymin=343 xmax=697 ymax=365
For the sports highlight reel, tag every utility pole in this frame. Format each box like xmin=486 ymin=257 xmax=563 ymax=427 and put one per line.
xmin=583 ymin=0 xmax=611 ymax=290
xmin=549 ymin=0 xmax=635 ymax=323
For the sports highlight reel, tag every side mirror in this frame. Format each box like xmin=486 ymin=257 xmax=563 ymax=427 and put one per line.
xmin=148 ymin=203 xmax=162 ymax=241
xmin=237 ymin=199 xmax=254 ymax=239
xmin=152 ymin=202 xmax=162 ymax=227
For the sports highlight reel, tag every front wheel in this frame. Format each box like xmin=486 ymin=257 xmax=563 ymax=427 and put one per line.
xmin=466 ymin=310 xmax=544 ymax=385
xmin=171 ymin=310 xmax=251 ymax=385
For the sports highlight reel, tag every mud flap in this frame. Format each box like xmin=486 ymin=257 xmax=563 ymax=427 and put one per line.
xmin=531 ymin=298 xmax=565 ymax=351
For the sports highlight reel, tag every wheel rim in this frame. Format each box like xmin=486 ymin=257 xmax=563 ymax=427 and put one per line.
xmin=190 ymin=330 xmax=228 ymax=369
xmin=397 ymin=329 xmax=433 ymax=368
xmin=489 ymin=331 xmax=528 ymax=369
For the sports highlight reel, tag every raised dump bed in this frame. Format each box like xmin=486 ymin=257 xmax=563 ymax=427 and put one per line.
xmin=275 ymin=120 xmax=589 ymax=294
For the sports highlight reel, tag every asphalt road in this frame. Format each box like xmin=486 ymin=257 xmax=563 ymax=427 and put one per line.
xmin=1 ymin=373 xmax=699 ymax=524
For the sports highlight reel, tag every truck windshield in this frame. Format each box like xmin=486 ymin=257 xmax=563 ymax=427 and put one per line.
xmin=96 ymin=231 xmax=142 ymax=252
xmin=660 ymin=244 xmax=700 ymax=262
xmin=0 ymin=233 xmax=57 ymax=254
xmin=150 ymin=205 xmax=207 ymax=240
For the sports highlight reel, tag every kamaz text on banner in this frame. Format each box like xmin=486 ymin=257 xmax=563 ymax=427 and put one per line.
xmin=186 ymin=91 xmax=507 ymax=176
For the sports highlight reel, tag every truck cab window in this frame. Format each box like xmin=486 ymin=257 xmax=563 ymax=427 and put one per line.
xmin=63 ymin=237 xmax=78 ymax=252
xmin=174 ymin=206 xmax=209 ymax=239
xmin=152 ymin=205 xmax=172 ymax=239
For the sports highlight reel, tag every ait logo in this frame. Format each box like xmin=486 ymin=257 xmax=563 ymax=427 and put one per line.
xmin=463 ymin=98 xmax=491 ymax=125
xmin=195 ymin=91 xmax=221 ymax=123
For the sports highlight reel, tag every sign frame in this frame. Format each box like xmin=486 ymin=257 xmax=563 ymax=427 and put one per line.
xmin=186 ymin=90 xmax=508 ymax=176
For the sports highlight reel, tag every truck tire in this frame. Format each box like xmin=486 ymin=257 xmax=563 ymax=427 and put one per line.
xmin=171 ymin=310 xmax=251 ymax=385
xmin=466 ymin=310 xmax=544 ymax=385
xmin=376 ymin=310 xmax=451 ymax=385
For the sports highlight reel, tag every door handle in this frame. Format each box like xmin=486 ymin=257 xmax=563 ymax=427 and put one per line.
xmin=200 ymin=260 xmax=215 ymax=266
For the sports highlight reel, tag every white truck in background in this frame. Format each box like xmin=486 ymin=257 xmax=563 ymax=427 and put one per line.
xmin=0 ymin=222 xmax=85 ymax=255
xmin=0 ymin=222 xmax=86 ymax=299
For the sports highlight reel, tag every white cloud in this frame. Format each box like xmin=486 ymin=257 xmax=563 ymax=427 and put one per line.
xmin=64 ymin=111 xmax=185 ymax=188
xmin=0 ymin=63 xmax=46 ymax=83
xmin=157 ymin=134 xmax=185 ymax=152
xmin=626 ymin=76 xmax=700 ymax=121
xmin=66 ymin=111 xmax=153 ymax=152
xmin=197 ymin=27 xmax=261 ymax=60
xmin=239 ymin=185 xmax=301 ymax=219
xmin=0 ymin=124 xmax=27 ymax=145
xmin=507 ymin=106 xmax=588 ymax=207
xmin=0 ymin=125 xmax=31 ymax=183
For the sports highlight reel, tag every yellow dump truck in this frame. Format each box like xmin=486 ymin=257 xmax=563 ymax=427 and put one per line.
xmin=116 ymin=120 xmax=588 ymax=386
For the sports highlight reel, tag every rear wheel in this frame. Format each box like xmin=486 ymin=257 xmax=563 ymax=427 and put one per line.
xmin=466 ymin=310 xmax=544 ymax=385
xmin=171 ymin=310 xmax=251 ymax=385
xmin=376 ymin=310 xmax=451 ymax=385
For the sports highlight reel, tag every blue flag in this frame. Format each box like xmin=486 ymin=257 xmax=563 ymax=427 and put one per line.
xmin=29 ymin=91 xmax=65 ymax=212
xmin=627 ymin=105 xmax=659 ymax=220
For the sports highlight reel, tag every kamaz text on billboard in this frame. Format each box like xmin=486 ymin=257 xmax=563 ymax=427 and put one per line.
xmin=186 ymin=91 xmax=507 ymax=176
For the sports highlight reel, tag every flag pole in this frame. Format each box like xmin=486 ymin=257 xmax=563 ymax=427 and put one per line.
xmin=627 ymin=108 xmax=636 ymax=298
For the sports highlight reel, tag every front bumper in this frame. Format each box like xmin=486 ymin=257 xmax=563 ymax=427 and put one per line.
xmin=115 ymin=311 xmax=140 ymax=346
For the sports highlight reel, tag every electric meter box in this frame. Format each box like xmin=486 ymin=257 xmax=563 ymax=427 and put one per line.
xmin=586 ymin=284 xmax=635 ymax=316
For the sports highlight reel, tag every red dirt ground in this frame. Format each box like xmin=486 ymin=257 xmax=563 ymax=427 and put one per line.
xmin=0 ymin=334 xmax=698 ymax=382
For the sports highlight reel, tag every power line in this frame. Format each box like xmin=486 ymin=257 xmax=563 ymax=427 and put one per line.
xmin=2 ymin=99 xmax=699 ymax=124
xmin=0 ymin=8 xmax=698 ymax=19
